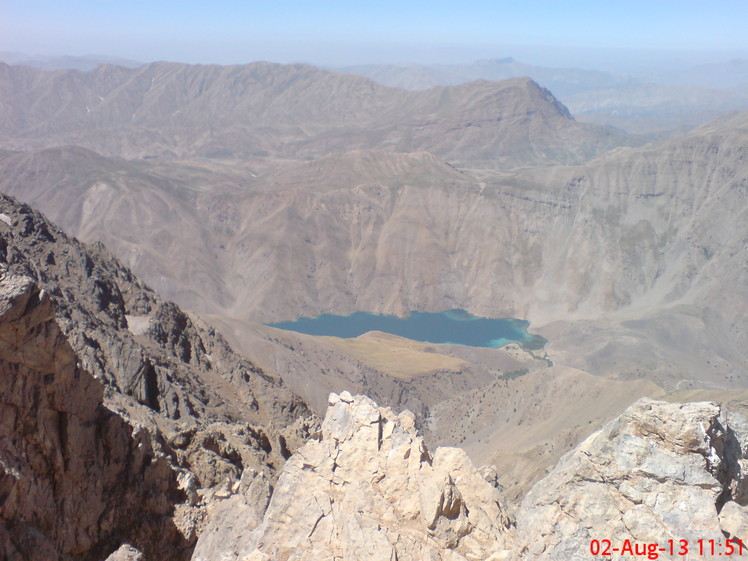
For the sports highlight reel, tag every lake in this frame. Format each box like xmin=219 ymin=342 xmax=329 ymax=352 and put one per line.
xmin=268 ymin=309 xmax=546 ymax=350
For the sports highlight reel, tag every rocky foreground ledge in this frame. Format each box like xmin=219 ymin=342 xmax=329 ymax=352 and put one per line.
xmin=516 ymin=398 xmax=748 ymax=560
xmin=193 ymin=392 xmax=748 ymax=561
xmin=193 ymin=391 xmax=514 ymax=561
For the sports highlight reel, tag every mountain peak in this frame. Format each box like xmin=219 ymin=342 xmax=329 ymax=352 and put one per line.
xmin=193 ymin=393 xmax=748 ymax=560
xmin=194 ymin=392 xmax=514 ymax=560
xmin=0 ymin=61 xmax=625 ymax=166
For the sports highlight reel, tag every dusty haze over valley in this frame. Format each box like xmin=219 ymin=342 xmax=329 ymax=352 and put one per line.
xmin=2 ymin=2 xmax=748 ymax=560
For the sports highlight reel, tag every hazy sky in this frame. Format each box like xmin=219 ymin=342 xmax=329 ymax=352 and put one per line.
xmin=2 ymin=0 xmax=748 ymax=68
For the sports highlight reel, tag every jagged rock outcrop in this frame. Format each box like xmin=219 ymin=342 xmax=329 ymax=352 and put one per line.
xmin=0 ymin=272 xmax=189 ymax=560
xmin=0 ymin=193 xmax=308 ymax=429
xmin=192 ymin=393 xmax=748 ymax=561
xmin=193 ymin=391 xmax=514 ymax=561
xmin=515 ymin=398 xmax=748 ymax=560
xmin=0 ymin=195 xmax=317 ymax=560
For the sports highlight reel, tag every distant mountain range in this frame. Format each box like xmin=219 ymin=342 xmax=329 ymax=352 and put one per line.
xmin=4 ymin=52 xmax=747 ymax=135
xmin=0 ymin=50 xmax=142 ymax=70
xmin=0 ymin=60 xmax=627 ymax=166
xmin=338 ymin=57 xmax=748 ymax=134
xmin=340 ymin=57 xmax=633 ymax=96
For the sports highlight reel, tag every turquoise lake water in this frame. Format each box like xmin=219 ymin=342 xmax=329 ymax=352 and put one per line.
xmin=268 ymin=309 xmax=546 ymax=350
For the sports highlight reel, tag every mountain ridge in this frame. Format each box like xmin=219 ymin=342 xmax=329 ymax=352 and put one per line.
xmin=338 ymin=57 xmax=748 ymax=135
xmin=0 ymin=61 xmax=628 ymax=166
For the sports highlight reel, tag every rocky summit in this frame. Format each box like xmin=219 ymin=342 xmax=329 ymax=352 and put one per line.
xmin=192 ymin=392 xmax=748 ymax=561
xmin=193 ymin=391 xmax=514 ymax=561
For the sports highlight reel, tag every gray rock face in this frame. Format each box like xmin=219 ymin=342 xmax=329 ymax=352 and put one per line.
xmin=104 ymin=545 xmax=144 ymax=561
xmin=0 ymin=195 xmax=316 ymax=560
xmin=0 ymin=272 xmax=190 ymax=561
xmin=190 ymin=468 xmax=273 ymax=561
xmin=193 ymin=391 xmax=514 ymax=561
xmin=515 ymin=398 xmax=748 ymax=560
xmin=0 ymin=193 xmax=309 ymax=429
xmin=719 ymin=501 xmax=748 ymax=542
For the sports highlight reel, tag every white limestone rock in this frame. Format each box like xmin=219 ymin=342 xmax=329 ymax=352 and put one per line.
xmin=196 ymin=392 xmax=514 ymax=561
xmin=190 ymin=393 xmax=748 ymax=561
xmin=515 ymin=398 xmax=745 ymax=560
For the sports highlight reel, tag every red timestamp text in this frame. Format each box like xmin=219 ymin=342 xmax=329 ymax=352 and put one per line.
xmin=590 ymin=538 xmax=745 ymax=559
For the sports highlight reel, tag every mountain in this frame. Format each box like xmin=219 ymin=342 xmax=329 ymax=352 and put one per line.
xmin=566 ymin=82 xmax=748 ymax=135
xmin=3 ymin=113 xmax=746 ymax=499
xmin=1 ymin=110 xmax=747 ymax=470
xmin=1 ymin=56 xmax=748 ymax=560
xmin=337 ymin=62 xmax=467 ymax=90
xmin=0 ymin=146 xmax=235 ymax=313
xmin=340 ymin=57 xmax=633 ymax=96
xmin=1 ymin=58 xmax=748 ymax=556
xmin=0 ymin=51 xmax=142 ymax=71
xmin=642 ymin=58 xmax=748 ymax=89
xmin=0 ymin=192 xmax=309 ymax=425
xmin=0 ymin=194 xmax=315 ymax=560
xmin=0 ymin=61 xmax=627 ymax=167
xmin=340 ymin=57 xmax=748 ymax=135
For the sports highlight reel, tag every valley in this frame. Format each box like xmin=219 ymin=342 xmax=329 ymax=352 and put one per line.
xmin=1 ymin=56 xmax=747 ymax=559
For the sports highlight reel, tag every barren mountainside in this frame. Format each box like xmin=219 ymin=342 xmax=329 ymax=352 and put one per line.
xmin=339 ymin=57 xmax=748 ymax=135
xmin=0 ymin=61 xmax=627 ymax=166
xmin=2 ymin=113 xmax=744 ymax=389
xmin=0 ymin=193 xmax=308 ymax=426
